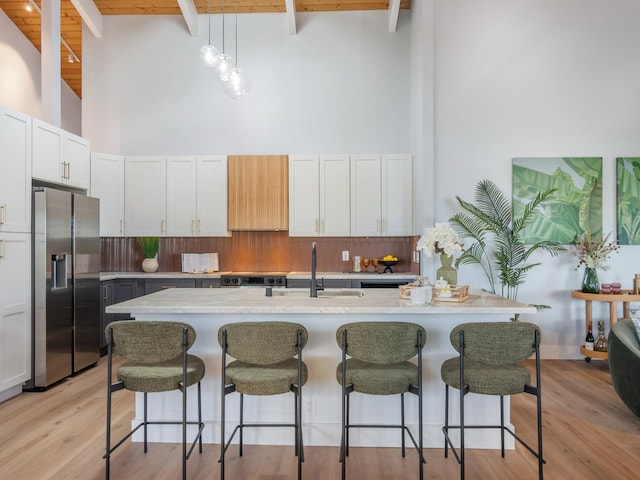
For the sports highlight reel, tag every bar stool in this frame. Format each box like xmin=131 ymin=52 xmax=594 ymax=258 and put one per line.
xmin=218 ymin=321 xmax=308 ymax=480
xmin=104 ymin=320 xmax=205 ymax=480
xmin=441 ymin=321 xmax=545 ymax=479
xmin=336 ymin=321 xmax=426 ymax=480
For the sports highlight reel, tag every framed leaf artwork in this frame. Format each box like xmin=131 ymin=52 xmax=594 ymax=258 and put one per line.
xmin=512 ymin=157 xmax=603 ymax=244
xmin=616 ymin=157 xmax=640 ymax=245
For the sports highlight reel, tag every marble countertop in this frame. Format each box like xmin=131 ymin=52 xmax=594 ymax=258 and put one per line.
xmin=99 ymin=271 xmax=417 ymax=281
xmin=106 ymin=287 xmax=536 ymax=315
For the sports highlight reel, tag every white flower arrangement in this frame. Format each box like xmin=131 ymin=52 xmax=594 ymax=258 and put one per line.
xmin=417 ymin=222 xmax=463 ymax=258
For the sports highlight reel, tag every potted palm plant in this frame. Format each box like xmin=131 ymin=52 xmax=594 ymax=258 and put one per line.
xmin=138 ymin=236 xmax=159 ymax=273
xmin=449 ymin=179 xmax=565 ymax=317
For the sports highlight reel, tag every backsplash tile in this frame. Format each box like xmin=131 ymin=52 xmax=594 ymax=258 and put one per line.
xmin=102 ymin=233 xmax=419 ymax=274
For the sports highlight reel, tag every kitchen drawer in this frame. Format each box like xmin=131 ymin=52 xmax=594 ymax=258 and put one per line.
xmin=198 ymin=279 xmax=221 ymax=288
xmin=144 ymin=278 xmax=196 ymax=294
xmin=286 ymin=278 xmax=354 ymax=288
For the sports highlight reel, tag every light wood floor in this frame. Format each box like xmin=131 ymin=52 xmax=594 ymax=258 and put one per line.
xmin=1 ymin=358 xmax=639 ymax=479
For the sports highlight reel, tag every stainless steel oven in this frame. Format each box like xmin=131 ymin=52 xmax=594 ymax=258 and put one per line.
xmin=221 ymin=272 xmax=287 ymax=287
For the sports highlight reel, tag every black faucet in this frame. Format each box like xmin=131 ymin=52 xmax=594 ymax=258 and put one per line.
xmin=311 ymin=241 xmax=324 ymax=297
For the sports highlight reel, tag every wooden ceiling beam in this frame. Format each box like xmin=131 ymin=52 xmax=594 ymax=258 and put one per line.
xmin=388 ymin=0 xmax=400 ymax=33
xmin=177 ymin=0 xmax=199 ymax=36
xmin=70 ymin=0 xmax=103 ymax=37
xmin=284 ymin=0 xmax=296 ymax=35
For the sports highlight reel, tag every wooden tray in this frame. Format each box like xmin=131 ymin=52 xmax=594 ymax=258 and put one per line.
xmin=399 ymin=277 xmax=429 ymax=300
xmin=432 ymin=285 xmax=470 ymax=303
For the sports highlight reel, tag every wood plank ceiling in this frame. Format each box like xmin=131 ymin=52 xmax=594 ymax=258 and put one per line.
xmin=0 ymin=0 xmax=412 ymax=99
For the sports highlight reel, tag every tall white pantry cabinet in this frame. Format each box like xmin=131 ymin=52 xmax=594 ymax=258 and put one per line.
xmin=0 ymin=105 xmax=32 ymax=399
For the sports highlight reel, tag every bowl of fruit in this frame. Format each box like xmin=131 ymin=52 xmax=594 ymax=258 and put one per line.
xmin=380 ymin=254 xmax=399 ymax=273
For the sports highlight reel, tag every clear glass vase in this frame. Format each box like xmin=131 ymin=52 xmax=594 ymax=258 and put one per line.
xmin=581 ymin=267 xmax=599 ymax=294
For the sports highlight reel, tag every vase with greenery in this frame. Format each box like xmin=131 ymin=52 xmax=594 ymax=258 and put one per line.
xmin=574 ymin=231 xmax=619 ymax=293
xmin=138 ymin=237 xmax=159 ymax=272
xmin=449 ymin=179 xmax=565 ymax=317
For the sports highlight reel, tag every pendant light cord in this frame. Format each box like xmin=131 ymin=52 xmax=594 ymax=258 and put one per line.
xmin=221 ymin=0 xmax=226 ymax=54
xmin=207 ymin=0 xmax=211 ymax=44
xmin=234 ymin=0 xmax=238 ymax=66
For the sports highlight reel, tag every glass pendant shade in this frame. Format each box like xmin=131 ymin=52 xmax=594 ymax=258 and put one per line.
xmin=213 ymin=53 xmax=235 ymax=80
xmin=221 ymin=67 xmax=251 ymax=99
xmin=200 ymin=44 xmax=220 ymax=67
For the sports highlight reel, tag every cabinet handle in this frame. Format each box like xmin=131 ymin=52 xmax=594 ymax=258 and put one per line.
xmin=191 ymin=219 xmax=195 ymax=234
xmin=0 ymin=239 xmax=5 ymax=258
xmin=0 ymin=205 xmax=5 ymax=225
xmin=377 ymin=219 xmax=381 ymax=233
xmin=103 ymin=284 xmax=109 ymax=301
xmin=161 ymin=285 xmax=177 ymax=289
xmin=60 ymin=162 xmax=66 ymax=179
xmin=315 ymin=219 xmax=319 ymax=234
xmin=66 ymin=162 xmax=70 ymax=179
xmin=161 ymin=220 xmax=165 ymax=234
xmin=198 ymin=219 xmax=201 ymax=234
xmin=119 ymin=220 xmax=123 ymax=234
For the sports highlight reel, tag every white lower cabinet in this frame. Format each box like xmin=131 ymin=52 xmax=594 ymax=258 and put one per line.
xmin=0 ymin=232 xmax=31 ymax=394
xmin=90 ymin=153 xmax=125 ymax=236
xmin=351 ymin=154 xmax=413 ymax=236
xmin=125 ymin=156 xmax=167 ymax=236
xmin=0 ymin=105 xmax=31 ymax=234
xmin=289 ymin=154 xmax=350 ymax=236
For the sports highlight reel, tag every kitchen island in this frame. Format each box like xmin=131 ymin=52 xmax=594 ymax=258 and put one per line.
xmin=107 ymin=287 xmax=536 ymax=450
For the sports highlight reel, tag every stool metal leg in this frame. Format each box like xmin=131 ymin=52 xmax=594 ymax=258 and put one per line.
xmin=401 ymin=393 xmax=406 ymax=457
xmin=239 ymin=393 xmax=244 ymax=457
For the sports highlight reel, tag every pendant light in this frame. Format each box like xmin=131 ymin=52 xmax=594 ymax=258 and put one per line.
xmin=221 ymin=0 xmax=251 ymax=99
xmin=200 ymin=0 xmax=219 ymax=67
xmin=213 ymin=0 xmax=235 ymax=80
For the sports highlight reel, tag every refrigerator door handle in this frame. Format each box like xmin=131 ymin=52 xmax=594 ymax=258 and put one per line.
xmin=0 ymin=239 xmax=5 ymax=258
xmin=0 ymin=204 xmax=6 ymax=225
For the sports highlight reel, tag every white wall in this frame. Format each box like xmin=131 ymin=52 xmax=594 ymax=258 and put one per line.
xmin=0 ymin=9 xmax=82 ymax=134
xmin=432 ymin=0 xmax=640 ymax=357
xmin=83 ymin=11 xmax=411 ymax=155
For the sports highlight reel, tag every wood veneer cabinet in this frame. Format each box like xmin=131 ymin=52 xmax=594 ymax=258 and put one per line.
xmin=228 ymin=155 xmax=289 ymax=231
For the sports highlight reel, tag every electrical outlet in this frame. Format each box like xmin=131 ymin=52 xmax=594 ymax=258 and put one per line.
xmin=342 ymin=250 xmax=350 ymax=261
xmin=304 ymin=398 xmax=315 ymax=416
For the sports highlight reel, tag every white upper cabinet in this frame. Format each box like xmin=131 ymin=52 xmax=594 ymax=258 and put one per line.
xmin=32 ymin=118 xmax=89 ymax=189
xmin=289 ymin=155 xmax=350 ymax=237
xmin=166 ymin=155 xmax=228 ymax=237
xmin=125 ymin=156 xmax=167 ymax=236
xmin=90 ymin=153 xmax=125 ymax=236
xmin=351 ymin=154 xmax=412 ymax=236
xmin=166 ymin=156 xmax=197 ymax=236
xmin=196 ymin=156 xmax=228 ymax=236
xmin=289 ymin=155 xmax=321 ymax=236
xmin=0 ymin=105 xmax=31 ymax=233
xmin=0 ymin=232 xmax=31 ymax=393
xmin=381 ymin=154 xmax=413 ymax=236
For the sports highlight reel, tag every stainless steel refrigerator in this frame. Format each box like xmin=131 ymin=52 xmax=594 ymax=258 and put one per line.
xmin=26 ymin=187 xmax=100 ymax=389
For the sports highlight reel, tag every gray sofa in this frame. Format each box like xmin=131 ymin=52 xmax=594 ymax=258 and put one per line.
xmin=608 ymin=319 xmax=640 ymax=417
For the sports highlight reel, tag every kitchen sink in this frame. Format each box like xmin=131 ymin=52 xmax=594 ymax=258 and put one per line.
xmin=270 ymin=288 xmax=365 ymax=298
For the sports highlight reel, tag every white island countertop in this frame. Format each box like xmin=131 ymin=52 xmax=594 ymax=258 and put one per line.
xmin=106 ymin=286 xmax=536 ymax=315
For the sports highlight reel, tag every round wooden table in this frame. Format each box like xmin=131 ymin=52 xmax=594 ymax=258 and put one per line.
xmin=571 ymin=290 xmax=640 ymax=361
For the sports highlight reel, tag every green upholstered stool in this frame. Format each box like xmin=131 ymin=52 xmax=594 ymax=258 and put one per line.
xmin=104 ymin=320 xmax=205 ymax=480
xmin=608 ymin=319 xmax=640 ymax=417
xmin=441 ymin=322 xmax=544 ymax=480
xmin=218 ymin=321 xmax=308 ymax=480
xmin=336 ymin=322 xmax=426 ymax=480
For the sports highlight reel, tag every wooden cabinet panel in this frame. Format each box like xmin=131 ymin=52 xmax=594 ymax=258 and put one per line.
xmin=228 ymin=155 xmax=288 ymax=231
